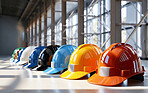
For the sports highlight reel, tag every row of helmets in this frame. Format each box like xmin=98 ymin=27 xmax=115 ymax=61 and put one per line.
xmin=10 ymin=43 xmax=145 ymax=86
xmin=10 ymin=45 xmax=77 ymax=72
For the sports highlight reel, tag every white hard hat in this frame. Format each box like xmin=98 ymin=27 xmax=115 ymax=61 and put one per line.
xmin=17 ymin=46 xmax=37 ymax=65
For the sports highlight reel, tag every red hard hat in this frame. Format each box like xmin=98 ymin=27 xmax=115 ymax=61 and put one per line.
xmin=88 ymin=43 xmax=145 ymax=86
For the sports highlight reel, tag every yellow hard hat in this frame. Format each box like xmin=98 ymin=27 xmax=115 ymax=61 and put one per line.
xmin=60 ymin=44 xmax=102 ymax=79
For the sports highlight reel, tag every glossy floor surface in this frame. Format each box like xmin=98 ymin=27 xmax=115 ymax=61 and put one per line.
xmin=0 ymin=56 xmax=148 ymax=93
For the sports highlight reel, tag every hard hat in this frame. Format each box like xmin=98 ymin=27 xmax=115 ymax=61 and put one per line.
xmin=60 ymin=44 xmax=102 ymax=79
xmin=23 ymin=46 xmax=46 ymax=69
xmin=10 ymin=47 xmax=24 ymax=62
xmin=32 ymin=45 xmax=60 ymax=71
xmin=13 ymin=48 xmax=26 ymax=63
xmin=43 ymin=45 xmax=77 ymax=74
xmin=13 ymin=50 xmax=20 ymax=63
xmin=17 ymin=46 xmax=37 ymax=65
xmin=16 ymin=48 xmax=26 ymax=63
xmin=88 ymin=43 xmax=145 ymax=86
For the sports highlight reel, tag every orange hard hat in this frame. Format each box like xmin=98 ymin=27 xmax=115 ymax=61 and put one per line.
xmin=88 ymin=43 xmax=145 ymax=86
xmin=60 ymin=44 xmax=102 ymax=79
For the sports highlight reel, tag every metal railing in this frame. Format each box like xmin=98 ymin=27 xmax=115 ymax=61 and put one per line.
xmin=125 ymin=10 xmax=148 ymax=43
xmin=101 ymin=10 xmax=148 ymax=49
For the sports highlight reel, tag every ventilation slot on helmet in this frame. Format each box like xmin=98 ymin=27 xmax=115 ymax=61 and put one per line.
xmin=101 ymin=50 xmax=109 ymax=63
xmin=119 ymin=52 xmax=129 ymax=62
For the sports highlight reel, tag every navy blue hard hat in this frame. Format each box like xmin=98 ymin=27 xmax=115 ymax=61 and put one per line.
xmin=23 ymin=46 xmax=46 ymax=68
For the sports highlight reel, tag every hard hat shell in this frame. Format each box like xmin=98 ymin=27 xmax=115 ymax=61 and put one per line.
xmin=43 ymin=45 xmax=77 ymax=74
xmin=16 ymin=48 xmax=26 ymax=63
xmin=13 ymin=48 xmax=25 ymax=63
xmin=13 ymin=50 xmax=21 ymax=63
xmin=88 ymin=43 xmax=145 ymax=86
xmin=10 ymin=47 xmax=24 ymax=62
xmin=17 ymin=46 xmax=37 ymax=65
xmin=12 ymin=48 xmax=25 ymax=63
xmin=23 ymin=46 xmax=46 ymax=68
xmin=34 ymin=45 xmax=60 ymax=71
xmin=60 ymin=44 xmax=102 ymax=79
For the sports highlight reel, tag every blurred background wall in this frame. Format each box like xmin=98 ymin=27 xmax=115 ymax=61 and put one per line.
xmin=0 ymin=15 xmax=24 ymax=56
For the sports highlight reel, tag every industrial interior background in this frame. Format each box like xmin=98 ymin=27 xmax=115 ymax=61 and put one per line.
xmin=0 ymin=0 xmax=147 ymax=59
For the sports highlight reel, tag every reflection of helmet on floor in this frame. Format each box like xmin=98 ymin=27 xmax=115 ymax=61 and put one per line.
xmin=10 ymin=47 xmax=24 ymax=62
xmin=88 ymin=43 xmax=145 ymax=86
xmin=44 ymin=45 xmax=77 ymax=74
xmin=16 ymin=48 xmax=26 ymax=63
xmin=23 ymin=46 xmax=46 ymax=69
xmin=33 ymin=45 xmax=60 ymax=71
xmin=60 ymin=44 xmax=102 ymax=79
xmin=17 ymin=46 xmax=37 ymax=65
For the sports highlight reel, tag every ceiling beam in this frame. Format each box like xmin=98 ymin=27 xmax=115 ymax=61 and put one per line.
xmin=19 ymin=0 xmax=41 ymax=23
xmin=18 ymin=0 xmax=34 ymax=22
xmin=25 ymin=0 xmax=40 ymax=22
xmin=0 ymin=0 xmax=2 ymax=15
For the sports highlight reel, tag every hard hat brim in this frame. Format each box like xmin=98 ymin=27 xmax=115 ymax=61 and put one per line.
xmin=87 ymin=74 xmax=127 ymax=86
xmin=35 ymin=65 xmax=48 ymax=71
xmin=23 ymin=63 xmax=29 ymax=67
xmin=60 ymin=70 xmax=89 ymax=79
xmin=13 ymin=59 xmax=17 ymax=63
xmin=10 ymin=58 xmax=13 ymax=61
xmin=88 ymin=70 xmax=145 ymax=86
xmin=14 ymin=59 xmax=18 ymax=63
xmin=26 ymin=63 xmax=37 ymax=68
xmin=31 ymin=65 xmax=39 ymax=71
xmin=15 ymin=60 xmax=20 ymax=63
xmin=17 ymin=61 xmax=28 ymax=65
xmin=31 ymin=65 xmax=47 ymax=71
xmin=43 ymin=67 xmax=65 ymax=74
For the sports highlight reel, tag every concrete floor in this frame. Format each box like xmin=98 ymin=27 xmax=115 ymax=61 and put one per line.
xmin=0 ymin=56 xmax=148 ymax=93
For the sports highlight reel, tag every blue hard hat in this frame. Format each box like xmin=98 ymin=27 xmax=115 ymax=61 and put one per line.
xmin=23 ymin=46 xmax=46 ymax=68
xmin=43 ymin=45 xmax=77 ymax=74
xmin=16 ymin=48 xmax=26 ymax=63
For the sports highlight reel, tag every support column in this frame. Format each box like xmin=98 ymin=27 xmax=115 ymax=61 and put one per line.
xmin=39 ymin=4 xmax=42 ymax=46
xmin=28 ymin=22 xmax=31 ymax=46
xmin=141 ymin=0 xmax=148 ymax=59
xmin=111 ymin=0 xmax=121 ymax=43
xmin=35 ymin=13 xmax=37 ymax=46
xmin=44 ymin=0 xmax=47 ymax=46
xmin=62 ymin=0 xmax=66 ymax=45
xmin=51 ymin=0 xmax=55 ymax=45
xmin=31 ymin=17 xmax=33 ymax=46
xmin=78 ymin=0 xmax=84 ymax=45
xmin=27 ymin=26 xmax=30 ymax=46
xmin=24 ymin=27 xmax=28 ymax=47
xmin=85 ymin=2 xmax=88 ymax=44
